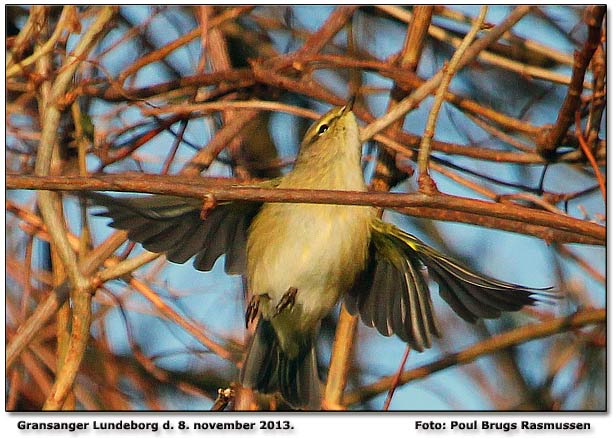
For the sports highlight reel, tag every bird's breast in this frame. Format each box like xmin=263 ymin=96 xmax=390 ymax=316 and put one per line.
xmin=247 ymin=201 xmax=374 ymax=327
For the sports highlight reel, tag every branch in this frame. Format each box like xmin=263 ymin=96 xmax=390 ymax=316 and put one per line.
xmin=5 ymin=201 xmax=128 ymax=370
xmin=536 ymin=5 xmax=606 ymax=156
xmin=323 ymin=307 xmax=358 ymax=410
xmin=294 ymin=6 xmax=359 ymax=57
xmin=7 ymin=173 xmax=606 ymax=246
xmin=78 ymin=68 xmax=254 ymax=101
xmin=180 ymin=110 xmax=259 ymax=176
xmin=343 ymin=308 xmax=606 ymax=406
xmin=146 ymin=98 xmax=604 ymax=166
xmin=575 ymin=110 xmax=606 ymax=204
xmin=360 ymin=6 xmax=532 ymax=143
xmin=417 ymin=6 xmax=488 ymax=178
xmin=377 ymin=5 xmax=584 ymax=88
xmin=30 ymin=6 xmax=115 ymax=410
xmin=6 ymin=200 xmax=236 ymax=370
xmin=6 ymin=6 xmax=74 ymax=78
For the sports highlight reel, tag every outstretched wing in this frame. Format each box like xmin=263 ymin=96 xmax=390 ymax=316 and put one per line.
xmin=345 ymin=219 xmax=552 ymax=351
xmin=88 ymin=192 xmax=262 ymax=275
xmin=345 ymin=222 xmax=441 ymax=352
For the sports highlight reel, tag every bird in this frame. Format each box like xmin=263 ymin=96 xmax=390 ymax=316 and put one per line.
xmin=88 ymin=101 xmax=551 ymax=410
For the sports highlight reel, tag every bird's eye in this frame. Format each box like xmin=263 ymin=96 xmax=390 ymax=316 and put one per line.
xmin=317 ymin=123 xmax=329 ymax=136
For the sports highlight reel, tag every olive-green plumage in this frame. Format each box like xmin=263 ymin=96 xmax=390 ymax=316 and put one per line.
xmin=90 ymin=103 xmax=550 ymax=410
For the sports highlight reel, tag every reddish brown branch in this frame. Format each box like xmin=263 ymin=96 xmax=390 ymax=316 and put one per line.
xmin=294 ymin=6 xmax=359 ymax=57
xmin=575 ymin=111 xmax=606 ymax=203
xmin=76 ymin=60 xmax=604 ymax=167
xmin=343 ymin=308 xmax=606 ymax=406
xmin=537 ymin=5 xmax=606 ymax=156
xmin=383 ymin=345 xmax=411 ymax=410
xmin=98 ymin=114 xmax=186 ymax=169
xmin=181 ymin=110 xmax=260 ymax=176
xmin=587 ymin=42 xmax=606 ymax=150
xmin=6 ymin=173 xmax=605 ymax=246
xmin=77 ymin=68 xmax=254 ymax=101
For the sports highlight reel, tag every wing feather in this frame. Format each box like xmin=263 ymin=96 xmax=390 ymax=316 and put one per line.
xmin=89 ymin=192 xmax=261 ymax=275
xmin=346 ymin=219 xmax=552 ymax=351
xmin=345 ymin=235 xmax=440 ymax=350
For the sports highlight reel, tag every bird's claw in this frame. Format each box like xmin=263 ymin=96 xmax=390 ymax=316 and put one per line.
xmin=245 ymin=295 xmax=260 ymax=328
xmin=275 ymin=287 xmax=298 ymax=316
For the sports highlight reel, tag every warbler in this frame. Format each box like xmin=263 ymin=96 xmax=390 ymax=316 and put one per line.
xmin=90 ymin=102 xmax=549 ymax=410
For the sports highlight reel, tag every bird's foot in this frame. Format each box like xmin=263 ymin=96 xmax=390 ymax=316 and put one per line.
xmin=275 ymin=287 xmax=298 ymax=316
xmin=245 ymin=295 xmax=260 ymax=328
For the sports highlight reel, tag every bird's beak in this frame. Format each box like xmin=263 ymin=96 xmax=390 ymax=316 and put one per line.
xmin=341 ymin=95 xmax=356 ymax=114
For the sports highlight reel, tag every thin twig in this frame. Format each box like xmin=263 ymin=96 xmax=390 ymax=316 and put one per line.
xmin=574 ymin=111 xmax=606 ymax=204
xmin=360 ymin=6 xmax=532 ymax=143
xmin=343 ymin=308 xmax=606 ymax=406
xmin=383 ymin=345 xmax=411 ymax=410
xmin=417 ymin=6 xmax=487 ymax=180
xmin=376 ymin=5 xmax=584 ymax=89
xmin=128 ymin=278 xmax=237 ymax=364
xmin=554 ymin=244 xmax=605 ymax=284
xmin=537 ymin=5 xmax=606 ymax=156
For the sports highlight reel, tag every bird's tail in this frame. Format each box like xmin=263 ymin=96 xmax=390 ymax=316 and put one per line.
xmin=240 ymin=318 xmax=320 ymax=410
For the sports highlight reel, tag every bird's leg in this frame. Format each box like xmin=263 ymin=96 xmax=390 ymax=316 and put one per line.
xmin=245 ymin=295 xmax=260 ymax=328
xmin=275 ymin=287 xmax=298 ymax=316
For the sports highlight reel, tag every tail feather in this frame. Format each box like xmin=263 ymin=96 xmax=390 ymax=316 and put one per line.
xmin=240 ymin=318 xmax=320 ymax=410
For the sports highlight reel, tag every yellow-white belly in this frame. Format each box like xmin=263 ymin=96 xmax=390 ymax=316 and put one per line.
xmin=247 ymin=202 xmax=373 ymax=344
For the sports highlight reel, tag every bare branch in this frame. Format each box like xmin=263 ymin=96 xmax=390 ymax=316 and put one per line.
xmin=7 ymin=174 xmax=606 ymax=246
xmin=344 ymin=308 xmax=606 ymax=406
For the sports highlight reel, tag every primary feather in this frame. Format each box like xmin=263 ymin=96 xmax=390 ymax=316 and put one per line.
xmin=351 ymin=220 xmax=552 ymax=335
